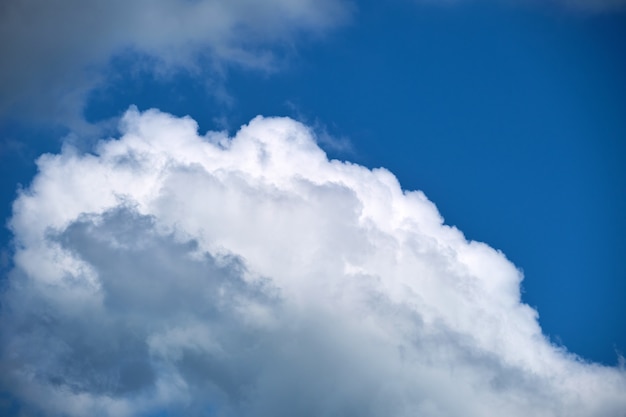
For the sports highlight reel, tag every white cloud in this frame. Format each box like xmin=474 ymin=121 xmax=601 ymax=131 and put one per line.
xmin=1 ymin=108 xmax=625 ymax=416
xmin=0 ymin=0 xmax=351 ymax=126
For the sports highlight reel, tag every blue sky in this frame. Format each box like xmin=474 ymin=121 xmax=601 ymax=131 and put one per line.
xmin=0 ymin=1 xmax=625 ymax=416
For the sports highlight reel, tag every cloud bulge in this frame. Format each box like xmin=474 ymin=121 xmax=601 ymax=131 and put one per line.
xmin=1 ymin=108 xmax=625 ymax=416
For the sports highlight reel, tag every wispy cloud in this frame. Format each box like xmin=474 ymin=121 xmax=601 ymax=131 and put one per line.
xmin=2 ymin=108 xmax=624 ymax=416
xmin=0 ymin=0 xmax=351 ymax=127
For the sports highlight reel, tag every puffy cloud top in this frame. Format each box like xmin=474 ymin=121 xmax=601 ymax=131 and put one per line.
xmin=2 ymin=108 xmax=625 ymax=416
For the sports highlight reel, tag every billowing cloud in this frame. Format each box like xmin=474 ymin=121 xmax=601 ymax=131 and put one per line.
xmin=1 ymin=108 xmax=625 ymax=416
xmin=0 ymin=0 xmax=350 ymax=125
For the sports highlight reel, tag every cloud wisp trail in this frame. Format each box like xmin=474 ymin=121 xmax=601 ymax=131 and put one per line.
xmin=0 ymin=0 xmax=350 ymax=127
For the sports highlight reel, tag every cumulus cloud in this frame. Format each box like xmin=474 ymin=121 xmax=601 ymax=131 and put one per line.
xmin=0 ymin=0 xmax=350 ymax=125
xmin=1 ymin=108 xmax=625 ymax=416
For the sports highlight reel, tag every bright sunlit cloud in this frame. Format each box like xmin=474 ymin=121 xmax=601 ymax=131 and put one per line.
xmin=2 ymin=108 xmax=624 ymax=417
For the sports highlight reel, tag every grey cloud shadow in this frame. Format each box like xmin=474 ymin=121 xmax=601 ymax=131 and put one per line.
xmin=2 ymin=206 xmax=280 ymax=410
